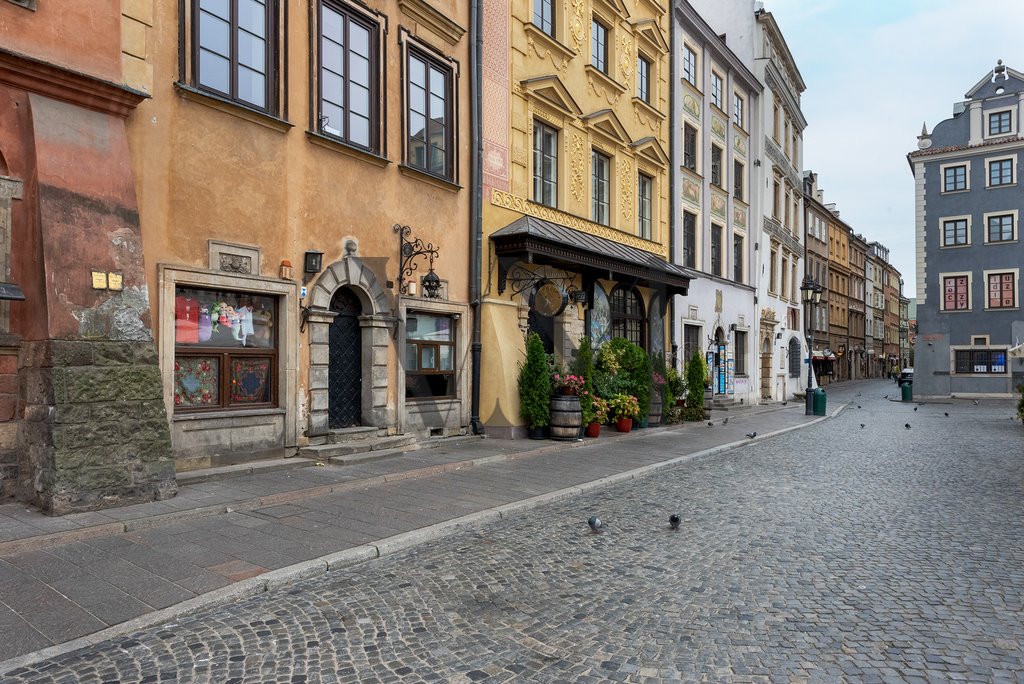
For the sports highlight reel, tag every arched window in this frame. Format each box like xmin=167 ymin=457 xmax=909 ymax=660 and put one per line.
xmin=610 ymin=285 xmax=645 ymax=349
xmin=788 ymin=337 xmax=802 ymax=377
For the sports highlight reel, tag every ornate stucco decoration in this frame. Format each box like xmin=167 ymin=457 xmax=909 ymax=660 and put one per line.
xmin=570 ymin=0 xmax=586 ymax=52
xmin=398 ymin=0 xmax=467 ymax=44
xmin=711 ymin=116 xmax=726 ymax=140
xmin=733 ymin=134 xmax=747 ymax=158
xmin=527 ymin=34 xmax=571 ymax=72
xmin=619 ymin=35 xmax=633 ymax=89
xmin=570 ymin=133 xmax=586 ymax=201
xmin=682 ymin=178 xmax=700 ymax=207
xmin=710 ymin=190 xmax=727 ymax=219
xmin=683 ymin=94 xmax=700 ymax=120
xmin=620 ymin=158 xmax=633 ymax=220
xmin=733 ymin=206 xmax=747 ymax=230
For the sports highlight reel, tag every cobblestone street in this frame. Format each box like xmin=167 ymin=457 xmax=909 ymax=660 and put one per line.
xmin=4 ymin=383 xmax=1023 ymax=683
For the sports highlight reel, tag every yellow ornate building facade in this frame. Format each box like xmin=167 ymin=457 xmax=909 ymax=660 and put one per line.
xmin=479 ymin=0 xmax=687 ymax=436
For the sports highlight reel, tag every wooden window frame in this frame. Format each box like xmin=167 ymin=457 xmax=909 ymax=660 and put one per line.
xmin=710 ymin=223 xmax=723 ymax=277
xmin=192 ymin=0 xmax=278 ymax=113
xmin=405 ymin=312 xmax=457 ymax=400
xmin=610 ymin=285 xmax=646 ymax=350
xmin=533 ymin=120 xmax=559 ymax=208
xmin=637 ymin=172 xmax=652 ymax=239
xmin=533 ymin=0 xmax=555 ymax=37
xmin=592 ymin=18 xmax=609 ymax=74
xmin=592 ymin=148 xmax=611 ymax=225
xmin=683 ymin=211 xmax=696 ymax=269
xmin=405 ymin=46 xmax=456 ymax=180
xmin=637 ymin=54 xmax=651 ymax=103
xmin=710 ymin=144 xmax=723 ymax=188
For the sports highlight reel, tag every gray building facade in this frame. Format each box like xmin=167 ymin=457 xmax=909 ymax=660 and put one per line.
xmin=909 ymin=61 xmax=1024 ymax=397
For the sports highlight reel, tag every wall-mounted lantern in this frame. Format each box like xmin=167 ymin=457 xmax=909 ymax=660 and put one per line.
xmin=394 ymin=223 xmax=442 ymax=299
xmin=303 ymin=250 xmax=324 ymax=284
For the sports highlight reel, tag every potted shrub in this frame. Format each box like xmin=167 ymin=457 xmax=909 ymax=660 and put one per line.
xmin=681 ymin=352 xmax=709 ymax=422
xmin=518 ymin=331 xmax=552 ymax=438
xmin=608 ymin=393 xmax=640 ymax=432
xmin=581 ymin=393 xmax=608 ymax=437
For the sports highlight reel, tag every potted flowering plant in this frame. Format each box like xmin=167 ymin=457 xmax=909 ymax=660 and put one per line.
xmin=551 ymin=372 xmax=585 ymax=396
xmin=649 ymin=370 xmax=666 ymax=427
xmin=607 ymin=393 xmax=640 ymax=432
xmin=581 ymin=392 xmax=609 ymax=437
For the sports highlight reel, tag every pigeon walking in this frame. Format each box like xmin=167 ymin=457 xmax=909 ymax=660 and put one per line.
xmin=587 ymin=516 xmax=604 ymax=533
xmin=860 ymin=424 xmax=865 ymax=428
xmin=781 ymin=402 xmax=788 ymax=406
xmin=973 ymin=400 xmax=980 ymax=405
xmin=857 ymin=405 xmax=862 ymax=409
xmin=668 ymin=514 xmax=681 ymax=530
xmin=745 ymin=431 xmax=757 ymax=439
xmin=904 ymin=423 xmax=911 ymax=429
xmin=944 ymin=412 xmax=949 ymax=417
xmin=707 ymin=422 xmax=713 ymax=427
xmin=722 ymin=417 xmax=729 ymax=425
xmin=913 ymin=407 xmax=918 ymax=412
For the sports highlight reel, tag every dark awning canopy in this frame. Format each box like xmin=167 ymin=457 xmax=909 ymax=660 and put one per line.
xmin=491 ymin=215 xmax=694 ymax=297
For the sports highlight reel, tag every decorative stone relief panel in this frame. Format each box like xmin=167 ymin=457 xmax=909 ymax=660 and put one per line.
xmin=711 ymin=116 xmax=726 ymax=140
xmin=682 ymin=178 xmax=700 ymax=207
xmin=569 ymin=133 xmax=586 ymax=202
xmin=620 ymin=158 xmax=633 ymax=220
xmin=619 ymin=35 xmax=632 ymax=89
xmin=570 ymin=0 xmax=586 ymax=52
xmin=733 ymin=206 xmax=747 ymax=230
xmin=710 ymin=191 xmax=727 ymax=219
xmin=683 ymin=94 xmax=700 ymax=120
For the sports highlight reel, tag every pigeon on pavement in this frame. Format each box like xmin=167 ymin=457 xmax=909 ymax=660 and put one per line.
xmin=745 ymin=431 xmax=757 ymax=438
xmin=944 ymin=412 xmax=949 ymax=417
xmin=914 ymin=407 xmax=918 ymax=411
xmin=588 ymin=516 xmax=604 ymax=533
xmin=781 ymin=402 xmax=788 ymax=406
xmin=904 ymin=423 xmax=911 ymax=429
xmin=722 ymin=417 xmax=729 ymax=425
xmin=707 ymin=422 xmax=713 ymax=427
xmin=973 ymin=400 xmax=980 ymax=405
xmin=669 ymin=514 xmax=681 ymax=530
xmin=860 ymin=424 xmax=865 ymax=428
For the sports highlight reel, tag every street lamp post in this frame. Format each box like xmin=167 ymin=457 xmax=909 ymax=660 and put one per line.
xmin=801 ymin=277 xmax=823 ymax=416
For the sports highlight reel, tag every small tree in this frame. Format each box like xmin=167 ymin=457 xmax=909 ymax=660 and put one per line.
xmin=518 ymin=331 xmax=552 ymax=429
xmin=681 ymin=351 xmax=708 ymax=421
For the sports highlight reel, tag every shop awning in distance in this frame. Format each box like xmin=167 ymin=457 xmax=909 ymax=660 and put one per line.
xmin=491 ymin=215 xmax=694 ymax=297
xmin=811 ymin=349 xmax=836 ymax=360
xmin=1009 ymin=342 xmax=1024 ymax=359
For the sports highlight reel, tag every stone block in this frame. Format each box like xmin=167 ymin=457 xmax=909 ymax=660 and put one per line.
xmin=52 ymin=421 xmax=124 ymax=450
xmin=371 ymin=365 xmax=389 ymax=388
xmin=0 ymin=355 xmax=17 ymax=374
xmin=309 ymin=366 xmax=329 ymax=390
xmin=132 ymin=342 xmax=159 ymax=365
xmin=121 ymin=54 xmax=154 ymax=95
xmin=139 ymin=399 xmax=168 ymax=420
xmin=310 ymin=343 xmax=329 ymax=366
xmin=21 ymin=368 xmax=55 ymax=405
xmin=92 ymin=400 xmax=140 ymax=423
xmin=53 ymin=403 xmax=91 ymax=424
xmin=132 ymin=459 xmax=175 ymax=484
xmin=310 ymin=388 xmax=329 ymax=411
xmin=122 ymin=0 xmax=155 ymax=25
xmin=118 ymin=366 xmax=165 ymax=400
xmin=58 ymin=464 xmax=133 ymax=492
xmin=49 ymin=341 xmax=95 ymax=367
xmin=93 ymin=342 xmax=135 ymax=366
xmin=0 ymin=372 xmax=18 ymax=394
xmin=310 ymin=323 xmax=329 ymax=345
xmin=0 ymin=394 xmax=18 ymax=421
xmin=121 ymin=15 xmax=147 ymax=59
xmin=0 ymin=422 xmax=17 ymax=450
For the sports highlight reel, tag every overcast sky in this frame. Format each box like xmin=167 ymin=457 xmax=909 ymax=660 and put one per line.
xmin=763 ymin=0 xmax=1024 ymax=298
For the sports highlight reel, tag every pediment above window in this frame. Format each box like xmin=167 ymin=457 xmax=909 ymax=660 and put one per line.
xmin=593 ymin=0 xmax=630 ymax=21
xmin=632 ymin=19 xmax=668 ymax=55
xmin=399 ymin=0 xmax=467 ymax=45
xmin=631 ymin=136 xmax=669 ymax=168
xmin=521 ymin=75 xmax=583 ymax=117
xmin=583 ymin=109 xmax=631 ymax=147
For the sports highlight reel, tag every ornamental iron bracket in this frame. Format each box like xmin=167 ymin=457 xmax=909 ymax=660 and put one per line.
xmin=394 ymin=223 xmax=442 ymax=298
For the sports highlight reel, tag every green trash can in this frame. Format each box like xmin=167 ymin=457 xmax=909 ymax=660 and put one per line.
xmin=901 ymin=382 xmax=913 ymax=402
xmin=812 ymin=387 xmax=827 ymax=416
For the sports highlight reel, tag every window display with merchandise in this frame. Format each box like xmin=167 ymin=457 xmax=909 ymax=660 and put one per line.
xmin=173 ymin=286 xmax=278 ymax=411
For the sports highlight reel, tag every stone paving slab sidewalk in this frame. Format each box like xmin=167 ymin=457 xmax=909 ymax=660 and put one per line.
xmin=0 ymin=392 xmax=850 ymax=673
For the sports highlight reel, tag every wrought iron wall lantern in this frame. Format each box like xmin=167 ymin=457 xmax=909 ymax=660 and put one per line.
xmin=394 ymin=223 xmax=442 ymax=298
xmin=504 ymin=264 xmax=588 ymax=306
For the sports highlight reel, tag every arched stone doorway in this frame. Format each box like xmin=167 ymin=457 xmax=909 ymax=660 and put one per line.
xmin=760 ymin=334 xmax=773 ymax=400
xmin=328 ymin=287 xmax=362 ymax=427
xmin=305 ymin=255 xmax=393 ymax=437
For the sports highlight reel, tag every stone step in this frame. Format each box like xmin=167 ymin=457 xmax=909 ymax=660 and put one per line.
xmin=298 ymin=434 xmax=419 ymax=461
xmin=327 ymin=426 xmax=384 ymax=444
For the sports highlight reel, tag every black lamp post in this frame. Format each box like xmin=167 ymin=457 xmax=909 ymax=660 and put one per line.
xmin=801 ymin=276 xmax=823 ymax=415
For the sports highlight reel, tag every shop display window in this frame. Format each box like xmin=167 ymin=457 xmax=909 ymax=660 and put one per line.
xmin=406 ymin=313 xmax=455 ymax=399
xmin=173 ymin=286 xmax=277 ymax=411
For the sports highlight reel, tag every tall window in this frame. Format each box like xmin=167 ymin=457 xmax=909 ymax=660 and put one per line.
xmin=637 ymin=173 xmax=652 ymax=239
xmin=407 ymin=50 xmax=453 ymax=179
xmin=732 ymin=93 xmax=744 ymax=128
xmin=682 ymin=46 xmax=697 ymax=86
xmin=942 ymin=275 xmax=969 ymax=311
xmin=533 ymin=0 xmax=554 ymax=36
xmin=710 ymin=72 xmax=723 ymax=109
xmin=173 ymin=286 xmax=277 ymax=411
xmin=710 ymin=145 xmax=722 ymax=187
xmin=989 ymin=110 xmax=1011 ymax=135
xmin=610 ymin=286 xmax=645 ymax=349
xmin=405 ymin=313 xmax=455 ymax=398
xmin=683 ymin=324 xmax=701 ymax=364
xmin=987 ymin=214 xmax=1014 ymax=242
xmin=592 ymin=149 xmax=610 ymax=225
xmin=734 ymin=331 xmax=747 ymax=375
xmin=772 ymin=178 xmax=781 ymax=218
xmin=772 ymin=102 xmax=781 ymax=141
xmin=732 ymin=233 xmax=743 ymax=282
xmin=733 ymin=159 xmax=743 ymax=200
xmin=943 ymin=165 xmax=966 ymax=192
xmin=942 ymin=218 xmax=968 ymax=247
xmin=637 ymin=55 xmax=651 ymax=103
xmin=195 ymin=0 xmax=276 ymax=111
xmin=591 ymin=19 xmax=608 ymax=74
xmin=788 ymin=338 xmax=801 ymax=377
xmin=769 ymin=246 xmax=778 ymax=293
xmin=683 ymin=211 xmax=696 ymax=269
xmin=987 ymin=272 xmax=1016 ymax=309
xmin=533 ymin=121 xmax=558 ymax=207
xmin=683 ymin=124 xmax=697 ymax=171
xmin=710 ymin=224 xmax=723 ymax=276
xmin=989 ymin=158 xmax=1013 ymax=186
xmin=319 ymin=3 xmax=378 ymax=150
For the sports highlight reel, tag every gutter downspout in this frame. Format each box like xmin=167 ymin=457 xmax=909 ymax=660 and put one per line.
xmin=469 ymin=0 xmax=484 ymax=434
xmin=668 ymin=4 xmax=677 ymax=369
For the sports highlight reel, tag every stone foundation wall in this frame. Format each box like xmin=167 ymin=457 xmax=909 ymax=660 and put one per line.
xmin=19 ymin=339 xmax=177 ymax=514
xmin=0 ymin=351 xmax=20 ymax=502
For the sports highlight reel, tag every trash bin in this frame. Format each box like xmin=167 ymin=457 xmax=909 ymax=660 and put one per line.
xmin=813 ymin=387 xmax=827 ymax=416
xmin=901 ymin=382 xmax=913 ymax=402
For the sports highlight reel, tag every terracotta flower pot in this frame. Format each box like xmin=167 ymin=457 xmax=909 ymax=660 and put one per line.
xmin=585 ymin=422 xmax=601 ymax=438
xmin=615 ymin=417 xmax=632 ymax=433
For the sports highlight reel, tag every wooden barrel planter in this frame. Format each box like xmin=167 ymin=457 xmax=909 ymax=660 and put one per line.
xmin=550 ymin=395 xmax=582 ymax=441
xmin=648 ymin=393 xmax=663 ymax=426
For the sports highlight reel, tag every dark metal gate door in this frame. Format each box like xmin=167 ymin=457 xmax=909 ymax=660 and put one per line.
xmin=328 ymin=288 xmax=362 ymax=428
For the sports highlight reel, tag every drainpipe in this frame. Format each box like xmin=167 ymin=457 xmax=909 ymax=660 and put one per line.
xmin=469 ymin=0 xmax=484 ymax=434
xmin=667 ymin=4 xmax=677 ymax=369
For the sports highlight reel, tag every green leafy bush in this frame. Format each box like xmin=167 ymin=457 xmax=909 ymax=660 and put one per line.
xmin=518 ymin=331 xmax=552 ymax=428
xmin=683 ymin=351 xmax=708 ymax=420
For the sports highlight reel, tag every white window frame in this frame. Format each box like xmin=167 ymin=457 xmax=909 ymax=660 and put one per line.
xmin=682 ymin=45 xmax=697 ymax=87
xmin=982 ymin=268 xmax=1019 ymax=310
xmin=983 ymin=209 xmax=1018 ymax=244
xmin=939 ymin=214 xmax=972 ymax=248
xmin=985 ymin=106 xmax=1017 ymax=139
xmin=940 ymin=161 xmax=970 ymax=193
xmin=710 ymin=71 xmax=723 ymax=110
xmin=939 ymin=270 xmax=973 ymax=313
xmin=986 ymin=153 xmax=1017 ymax=188
xmin=732 ymin=92 xmax=744 ymax=129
